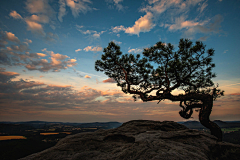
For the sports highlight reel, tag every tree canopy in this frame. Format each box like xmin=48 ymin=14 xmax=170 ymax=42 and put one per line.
xmin=95 ymin=39 xmax=223 ymax=101
xmin=95 ymin=38 xmax=224 ymax=141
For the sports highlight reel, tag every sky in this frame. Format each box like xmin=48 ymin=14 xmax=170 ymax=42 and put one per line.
xmin=0 ymin=0 xmax=239 ymax=123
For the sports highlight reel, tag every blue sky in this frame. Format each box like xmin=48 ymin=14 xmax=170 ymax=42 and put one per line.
xmin=0 ymin=0 xmax=239 ymax=122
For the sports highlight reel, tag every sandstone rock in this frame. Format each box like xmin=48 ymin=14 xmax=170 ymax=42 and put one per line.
xmin=19 ymin=120 xmax=240 ymax=160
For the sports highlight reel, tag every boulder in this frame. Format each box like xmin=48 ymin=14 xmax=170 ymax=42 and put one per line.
xmin=19 ymin=120 xmax=240 ymax=160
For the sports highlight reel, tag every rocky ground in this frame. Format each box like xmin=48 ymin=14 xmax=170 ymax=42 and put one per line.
xmin=19 ymin=120 xmax=240 ymax=160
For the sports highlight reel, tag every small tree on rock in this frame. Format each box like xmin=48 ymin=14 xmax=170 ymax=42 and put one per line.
xmin=95 ymin=39 xmax=224 ymax=141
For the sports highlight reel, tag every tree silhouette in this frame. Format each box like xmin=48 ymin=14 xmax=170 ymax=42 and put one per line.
xmin=95 ymin=39 xmax=224 ymax=141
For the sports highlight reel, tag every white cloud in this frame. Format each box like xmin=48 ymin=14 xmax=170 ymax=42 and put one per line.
xmin=125 ymin=12 xmax=155 ymax=36
xmin=112 ymin=40 xmax=122 ymax=45
xmin=111 ymin=12 xmax=155 ymax=36
xmin=75 ymin=49 xmax=82 ymax=52
xmin=9 ymin=11 xmax=23 ymax=19
xmin=128 ymin=48 xmax=142 ymax=54
xmin=112 ymin=25 xmax=126 ymax=33
xmin=76 ymin=26 xmax=105 ymax=40
xmin=84 ymin=46 xmax=103 ymax=52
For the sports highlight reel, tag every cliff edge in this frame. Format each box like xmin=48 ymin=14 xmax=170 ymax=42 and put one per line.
xmin=19 ymin=120 xmax=240 ymax=160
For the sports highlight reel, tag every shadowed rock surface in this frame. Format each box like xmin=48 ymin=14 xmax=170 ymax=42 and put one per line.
xmin=19 ymin=120 xmax=240 ymax=160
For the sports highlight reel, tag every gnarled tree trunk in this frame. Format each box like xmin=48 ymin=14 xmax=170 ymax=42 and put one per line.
xmin=199 ymin=95 xmax=222 ymax=141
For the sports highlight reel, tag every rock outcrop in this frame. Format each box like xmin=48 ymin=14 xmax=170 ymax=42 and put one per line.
xmin=20 ymin=120 xmax=240 ymax=160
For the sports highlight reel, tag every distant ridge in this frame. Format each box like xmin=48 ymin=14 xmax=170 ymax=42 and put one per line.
xmin=178 ymin=120 xmax=240 ymax=129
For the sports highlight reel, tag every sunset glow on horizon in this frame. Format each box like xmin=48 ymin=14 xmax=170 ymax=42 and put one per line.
xmin=0 ymin=0 xmax=239 ymax=123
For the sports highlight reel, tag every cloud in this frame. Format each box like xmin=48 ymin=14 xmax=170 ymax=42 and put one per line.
xmin=26 ymin=0 xmax=54 ymax=15
xmin=223 ymin=50 xmax=228 ymax=54
xmin=125 ymin=12 xmax=155 ymax=36
xmin=65 ymin=0 xmax=93 ymax=18
xmin=36 ymin=53 xmax=47 ymax=57
xmin=198 ymin=0 xmax=208 ymax=13
xmin=9 ymin=11 xmax=23 ymax=19
xmin=25 ymin=19 xmax=45 ymax=36
xmin=140 ymin=0 xmax=221 ymax=39
xmin=0 ymin=68 xmax=20 ymax=83
xmin=112 ymin=40 xmax=122 ymax=45
xmin=165 ymin=15 xmax=205 ymax=31
xmin=230 ymin=93 xmax=240 ymax=96
xmin=105 ymin=0 xmax=126 ymax=11
xmin=141 ymin=0 xmax=202 ymax=15
xmin=84 ymin=75 xmax=91 ymax=79
xmin=112 ymin=25 xmax=126 ymax=33
xmin=73 ymin=68 xmax=83 ymax=77
xmin=1 ymin=69 xmax=239 ymax=122
xmin=24 ymin=39 xmax=33 ymax=45
xmin=183 ymin=14 xmax=223 ymax=38
xmin=24 ymin=0 xmax=56 ymax=37
xmin=76 ymin=26 xmax=105 ymax=40
xmin=102 ymin=78 xmax=116 ymax=83
xmin=4 ymin=31 xmax=21 ymax=44
xmin=0 ymin=31 xmax=77 ymax=72
xmin=45 ymin=32 xmax=59 ymax=42
xmin=197 ymin=36 xmax=209 ymax=41
xmin=112 ymin=12 xmax=155 ymax=36
xmin=128 ymin=48 xmax=142 ymax=54
xmin=58 ymin=0 xmax=67 ymax=22
xmin=51 ymin=52 xmax=69 ymax=60
xmin=84 ymin=46 xmax=102 ymax=52
xmin=29 ymin=14 xmax=49 ymax=23
xmin=75 ymin=49 xmax=82 ymax=52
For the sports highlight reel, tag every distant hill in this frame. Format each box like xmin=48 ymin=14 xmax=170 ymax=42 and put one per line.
xmin=179 ymin=120 xmax=240 ymax=129
xmin=0 ymin=121 xmax=122 ymax=130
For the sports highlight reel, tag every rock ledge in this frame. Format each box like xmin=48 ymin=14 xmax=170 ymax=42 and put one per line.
xmin=20 ymin=120 xmax=240 ymax=160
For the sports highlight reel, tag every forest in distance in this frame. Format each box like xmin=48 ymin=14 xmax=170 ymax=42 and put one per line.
xmin=0 ymin=120 xmax=240 ymax=160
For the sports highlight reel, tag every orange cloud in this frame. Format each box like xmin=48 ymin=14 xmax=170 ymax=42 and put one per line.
xmin=0 ymin=71 xmax=19 ymax=77
xmin=84 ymin=75 xmax=91 ymax=79
xmin=51 ymin=52 xmax=69 ymax=60
xmin=25 ymin=19 xmax=45 ymax=35
xmin=5 ymin=31 xmax=20 ymax=43
xmin=9 ymin=11 xmax=23 ymax=19
xmin=48 ymin=84 xmax=72 ymax=88
xmin=102 ymin=78 xmax=116 ymax=83
xmin=36 ymin=53 xmax=47 ymax=57
xmin=230 ymin=93 xmax=240 ymax=96
xmin=29 ymin=14 xmax=49 ymax=23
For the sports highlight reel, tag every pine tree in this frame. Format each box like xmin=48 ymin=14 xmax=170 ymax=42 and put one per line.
xmin=95 ymin=39 xmax=224 ymax=141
